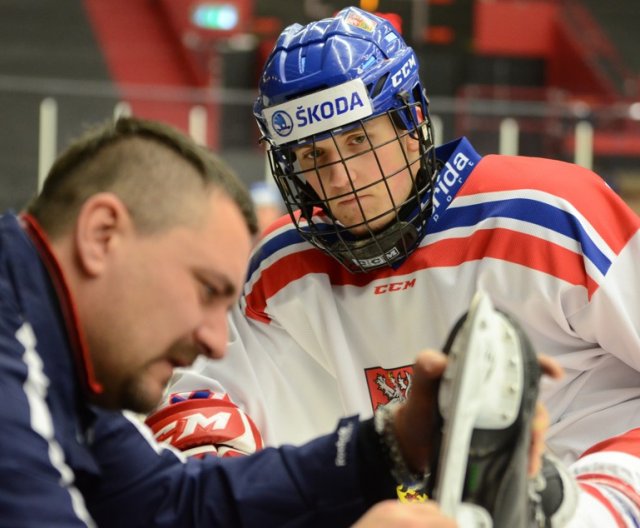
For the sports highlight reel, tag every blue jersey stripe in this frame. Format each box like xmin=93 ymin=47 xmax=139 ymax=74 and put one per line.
xmin=247 ymin=228 xmax=305 ymax=280
xmin=432 ymin=198 xmax=612 ymax=275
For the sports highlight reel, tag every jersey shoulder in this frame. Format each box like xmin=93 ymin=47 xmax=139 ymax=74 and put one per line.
xmin=460 ymin=154 xmax=640 ymax=253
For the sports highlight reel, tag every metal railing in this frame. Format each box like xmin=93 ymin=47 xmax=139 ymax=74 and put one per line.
xmin=1 ymin=77 xmax=639 ymax=213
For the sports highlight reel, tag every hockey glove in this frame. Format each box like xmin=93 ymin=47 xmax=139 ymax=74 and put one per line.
xmin=145 ymin=390 xmax=264 ymax=458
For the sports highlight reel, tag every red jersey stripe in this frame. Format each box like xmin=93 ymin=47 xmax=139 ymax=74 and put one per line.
xmin=245 ymin=227 xmax=596 ymax=321
xmin=577 ymin=473 xmax=640 ymax=511
xmin=578 ymin=482 xmax=627 ymax=528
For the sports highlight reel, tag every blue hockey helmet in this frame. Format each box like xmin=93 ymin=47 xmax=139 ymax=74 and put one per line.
xmin=254 ymin=6 xmax=436 ymax=272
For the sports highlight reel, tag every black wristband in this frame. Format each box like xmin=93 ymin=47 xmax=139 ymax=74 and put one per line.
xmin=356 ymin=417 xmax=398 ymax=504
xmin=373 ymin=402 xmax=429 ymax=488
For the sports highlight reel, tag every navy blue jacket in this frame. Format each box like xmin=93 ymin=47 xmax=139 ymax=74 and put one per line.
xmin=0 ymin=214 xmax=394 ymax=527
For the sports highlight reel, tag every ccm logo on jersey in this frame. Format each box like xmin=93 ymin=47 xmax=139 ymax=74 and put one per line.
xmin=374 ymin=278 xmax=416 ymax=295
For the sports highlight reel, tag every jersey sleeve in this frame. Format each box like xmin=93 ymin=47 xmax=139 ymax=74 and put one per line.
xmin=568 ymin=229 xmax=640 ymax=371
xmin=566 ymin=428 xmax=640 ymax=527
xmin=519 ymin=163 xmax=640 ymax=460
xmin=541 ymin=161 xmax=640 ymax=372
xmin=548 ymin=204 xmax=640 ymax=459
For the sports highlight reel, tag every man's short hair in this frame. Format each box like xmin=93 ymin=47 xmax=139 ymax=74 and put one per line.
xmin=27 ymin=117 xmax=258 ymax=238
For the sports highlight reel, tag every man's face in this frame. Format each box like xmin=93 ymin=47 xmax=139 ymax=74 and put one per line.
xmin=293 ymin=114 xmax=421 ymax=235
xmin=88 ymin=190 xmax=251 ymax=413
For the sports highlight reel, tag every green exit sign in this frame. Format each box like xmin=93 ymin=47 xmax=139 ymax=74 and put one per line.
xmin=192 ymin=4 xmax=239 ymax=31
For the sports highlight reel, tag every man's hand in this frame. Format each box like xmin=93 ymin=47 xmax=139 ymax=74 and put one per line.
xmin=392 ymin=350 xmax=563 ymax=477
xmin=393 ymin=349 xmax=447 ymax=475
xmin=528 ymin=354 xmax=563 ymax=476
xmin=351 ymin=500 xmax=456 ymax=528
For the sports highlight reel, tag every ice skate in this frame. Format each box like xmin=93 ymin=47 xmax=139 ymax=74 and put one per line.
xmin=430 ymin=289 xmax=541 ymax=527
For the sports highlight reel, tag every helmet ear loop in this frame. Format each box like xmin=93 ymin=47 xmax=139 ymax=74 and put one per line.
xmin=392 ymin=92 xmax=434 ymax=198
xmin=414 ymin=119 xmax=438 ymax=216
xmin=393 ymin=90 xmax=437 ymax=223
xmin=411 ymin=88 xmax=438 ymax=185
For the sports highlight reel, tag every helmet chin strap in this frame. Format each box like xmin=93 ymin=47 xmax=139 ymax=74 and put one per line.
xmin=317 ymin=165 xmax=432 ymax=272
xmin=326 ymin=219 xmax=420 ymax=272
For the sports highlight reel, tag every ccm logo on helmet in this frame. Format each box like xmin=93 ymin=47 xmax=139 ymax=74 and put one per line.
xmin=391 ymin=55 xmax=417 ymax=88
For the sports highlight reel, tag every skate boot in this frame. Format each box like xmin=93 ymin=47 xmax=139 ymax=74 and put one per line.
xmin=529 ymin=452 xmax=579 ymax=527
xmin=429 ymin=289 xmax=542 ymax=527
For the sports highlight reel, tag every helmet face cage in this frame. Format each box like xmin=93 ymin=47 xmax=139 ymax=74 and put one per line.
xmin=268 ymin=102 xmax=436 ymax=272
xmin=255 ymin=7 xmax=437 ymax=272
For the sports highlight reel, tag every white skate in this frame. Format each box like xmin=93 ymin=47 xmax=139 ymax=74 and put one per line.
xmin=431 ymin=289 xmax=541 ymax=527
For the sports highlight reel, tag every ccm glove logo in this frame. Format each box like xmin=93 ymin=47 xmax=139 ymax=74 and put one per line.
xmin=154 ymin=409 xmax=233 ymax=442
xmin=146 ymin=397 xmax=264 ymax=458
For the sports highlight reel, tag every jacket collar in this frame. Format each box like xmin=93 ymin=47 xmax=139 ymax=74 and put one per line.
xmin=20 ymin=213 xmax=103 ymax=396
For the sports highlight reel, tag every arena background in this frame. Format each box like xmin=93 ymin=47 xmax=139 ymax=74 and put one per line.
xmin=1 ymin=0 xmax=639 ymax=214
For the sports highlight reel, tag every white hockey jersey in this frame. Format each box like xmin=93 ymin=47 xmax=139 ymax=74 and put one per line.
xmin=169 ymin=137 xmax=640 ymax=467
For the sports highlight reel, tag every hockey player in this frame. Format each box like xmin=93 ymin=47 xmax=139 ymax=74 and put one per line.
xmin=153 ymin=6 xmax=640 ymax=526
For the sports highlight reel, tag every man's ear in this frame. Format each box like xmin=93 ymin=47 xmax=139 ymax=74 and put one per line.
xmin=74 ymin=193 xmax=132 ymax=277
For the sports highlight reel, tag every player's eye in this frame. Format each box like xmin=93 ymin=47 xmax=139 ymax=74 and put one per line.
xmin=302 ymin=148 xmax=323 ymax=161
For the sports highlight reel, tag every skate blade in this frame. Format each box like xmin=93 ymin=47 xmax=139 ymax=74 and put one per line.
xmin=433 ymin=289 xmax=525 ymax=526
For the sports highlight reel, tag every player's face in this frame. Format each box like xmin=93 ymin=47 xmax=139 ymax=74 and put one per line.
xmin=91 ymin=190 xmax=251 ymax=413
xmin=294 ymin=114 xmax=421 ymax=235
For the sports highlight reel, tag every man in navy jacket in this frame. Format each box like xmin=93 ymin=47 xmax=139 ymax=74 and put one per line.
xmin=0 ymin=116 xmax=460 ymax=527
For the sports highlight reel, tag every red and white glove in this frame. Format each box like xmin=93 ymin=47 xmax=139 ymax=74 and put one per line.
xmin=145 ymin=390 xmax=264 ymax=458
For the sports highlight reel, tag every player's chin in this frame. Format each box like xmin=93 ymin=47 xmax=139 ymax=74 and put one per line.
xmin=346 ymin=213 xmax=394 ymax=236
xmin=332 ymin=210 xmax=369 ymax=235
